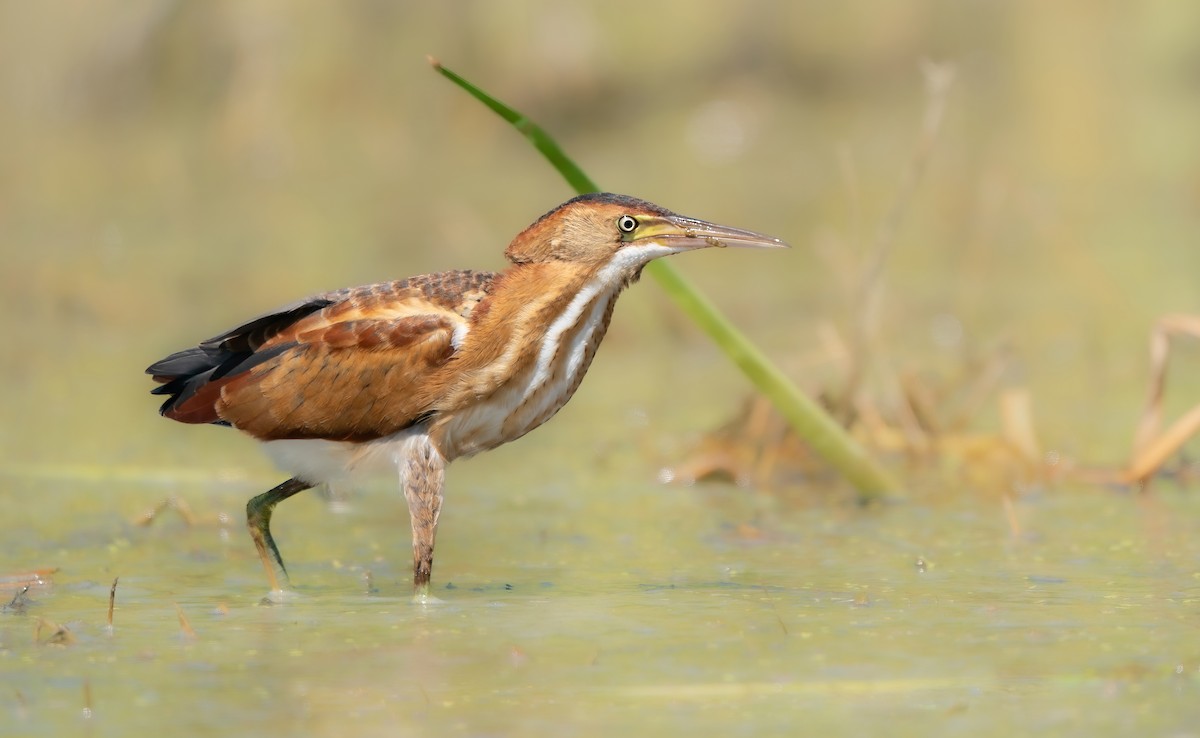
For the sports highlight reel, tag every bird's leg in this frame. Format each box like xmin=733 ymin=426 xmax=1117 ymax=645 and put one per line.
xmin=246 ymin=477 xmax=312 ymax=592
xmin=401 ymin=439 xmax=446 ymax=595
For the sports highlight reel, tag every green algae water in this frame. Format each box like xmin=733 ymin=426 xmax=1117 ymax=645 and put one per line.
xmin=3 ymin=453 xmax=1198 ymax=736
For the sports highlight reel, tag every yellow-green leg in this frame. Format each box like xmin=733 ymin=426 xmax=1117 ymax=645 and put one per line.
xmin=246 ymin=477 xmax=312 ymax=592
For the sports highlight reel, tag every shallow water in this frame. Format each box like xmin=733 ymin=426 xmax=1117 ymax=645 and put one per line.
xmin=3 ymin=442 xmax=1198 ymax=736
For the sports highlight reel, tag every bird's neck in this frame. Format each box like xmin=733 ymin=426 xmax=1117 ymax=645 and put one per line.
xmin=429 ymin=260 xmax=635 ymax=458
xmin=466 ymin=259 xmax=635 ymax=366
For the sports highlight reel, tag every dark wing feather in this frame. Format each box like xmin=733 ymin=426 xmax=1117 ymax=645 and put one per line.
xmin=201 ymin=295 xmax=343 ymax=354
xmin=146 ymin=293 xmax=335 ymax=421
xmin=146 ymin=271 xmax=496 ymax=440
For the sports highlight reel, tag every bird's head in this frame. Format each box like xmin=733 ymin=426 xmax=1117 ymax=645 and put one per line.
xmin=504 ymin=193 xmax=788 ymax=274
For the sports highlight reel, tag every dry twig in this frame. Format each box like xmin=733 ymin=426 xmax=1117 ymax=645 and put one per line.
xmin=175 ymin=603 xmax=198 ymax=639
xmin=1126 ymin=314 xmax=1200 ymax=484
xmin=838 ymin=61 xmax=956 ymax=416
xmin=106 ymin=577 xmax=119 ymax=630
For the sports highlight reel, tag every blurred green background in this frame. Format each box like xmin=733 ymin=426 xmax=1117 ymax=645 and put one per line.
xmin=3 ymin=4 xmax=1200 ymax=737
xmin=2 ymin=0 xmax=1198 ymax=477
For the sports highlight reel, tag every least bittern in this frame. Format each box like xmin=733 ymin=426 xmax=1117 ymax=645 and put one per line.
xmin=147 ymin=193 xmax=787 ymax=595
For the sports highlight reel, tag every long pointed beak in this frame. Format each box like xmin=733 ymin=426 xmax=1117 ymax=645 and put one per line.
xmin=634 ymin=214 xmax=790 ymax=250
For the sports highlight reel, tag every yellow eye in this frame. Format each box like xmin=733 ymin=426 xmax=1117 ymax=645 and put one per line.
xmin=617 ymin=215 xmax=637 ymax=234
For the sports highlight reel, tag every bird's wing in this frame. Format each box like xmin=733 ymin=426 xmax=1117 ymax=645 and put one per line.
xmin=148 ymin=271 xmax=495 ymax=441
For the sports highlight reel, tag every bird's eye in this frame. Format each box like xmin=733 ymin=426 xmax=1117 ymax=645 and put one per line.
xmin=617 ymin=215 xmax=638 ymax=234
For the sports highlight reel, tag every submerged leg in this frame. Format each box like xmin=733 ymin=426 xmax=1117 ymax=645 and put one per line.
xmin=246 ymin=477 xmax=312 ymax=592
xmin=401 ymin=439 xmax=446 ymax=594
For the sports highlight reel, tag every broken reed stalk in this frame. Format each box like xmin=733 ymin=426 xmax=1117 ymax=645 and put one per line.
xmin=174 ymin=603 xmax=197 ymax=639
xmin=5 ymin=585 xmax=30 ymax=612
xmin=1126 ymin=404 xmax=1200 ymax=485
xmin=430 ymin=57 xmax=900 ymax=500
xmin=107 ymin=577 xmax=118 ymax=629
xmin=1126 ymin=314 xmax=1200 ymax=484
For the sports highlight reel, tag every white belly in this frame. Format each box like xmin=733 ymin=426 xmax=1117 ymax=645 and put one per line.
xmin=262 ymin=429 xmax=430 ymax=486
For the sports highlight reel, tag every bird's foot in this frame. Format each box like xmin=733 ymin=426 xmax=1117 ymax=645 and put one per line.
xmin=410 ymin=582 xmax=444 ymax=606
xmin=258 ymin=588 xmax=301 ymax=606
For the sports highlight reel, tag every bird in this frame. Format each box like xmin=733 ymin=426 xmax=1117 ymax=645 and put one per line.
xmin=146 ymin=192 xmax=787 ymax=595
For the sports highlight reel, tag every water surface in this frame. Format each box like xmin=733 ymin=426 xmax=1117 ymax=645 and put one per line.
xmin=3 ymin=448 xmax=1197 ymax=736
